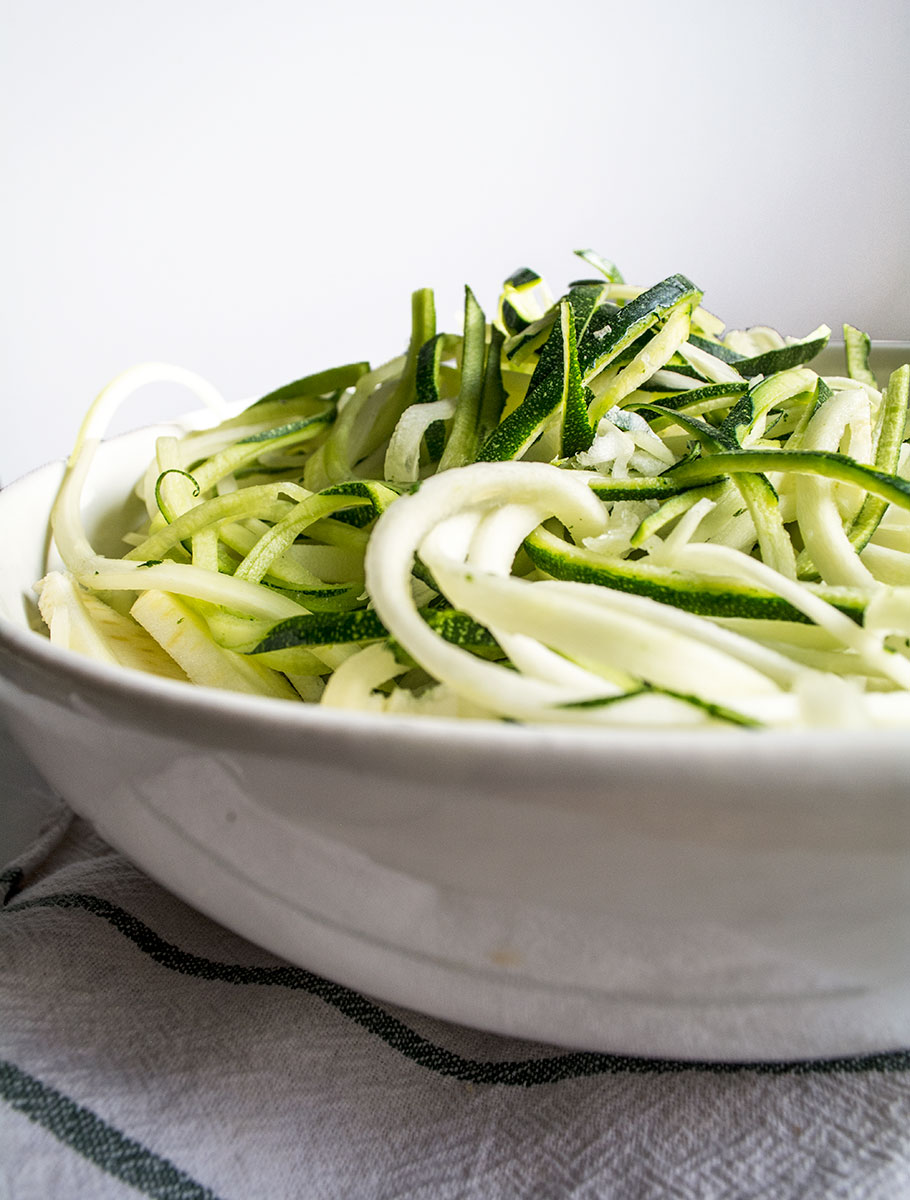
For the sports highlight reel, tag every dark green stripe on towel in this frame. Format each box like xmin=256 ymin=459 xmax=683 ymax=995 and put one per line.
xmin=0 ymin=1059 xmax=220 ymax=1200
xmin=4 ymin=889 xmax=910 ymax=1083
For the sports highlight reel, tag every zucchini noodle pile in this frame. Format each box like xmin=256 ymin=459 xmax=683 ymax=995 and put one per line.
xmin=38 ymin=252 xmax=910 ymax=728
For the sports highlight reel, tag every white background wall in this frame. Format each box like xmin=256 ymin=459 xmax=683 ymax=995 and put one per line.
xmin=3 ymin=0 xmax=909 ymax=482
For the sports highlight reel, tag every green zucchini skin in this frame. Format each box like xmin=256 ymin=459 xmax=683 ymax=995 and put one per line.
xmin=523 ymin=527 xmax=866 ymax=625
xmin=44 ymin=254 xmax=910 ymax=727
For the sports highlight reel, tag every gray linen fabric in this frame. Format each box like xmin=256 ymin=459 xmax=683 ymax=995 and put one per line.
xmin=2 ymin=803 xmax=910 ymax=1200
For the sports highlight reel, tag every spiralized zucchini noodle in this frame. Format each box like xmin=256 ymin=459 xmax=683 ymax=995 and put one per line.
xmin=38 ymin=252 xmax=910 ymax=728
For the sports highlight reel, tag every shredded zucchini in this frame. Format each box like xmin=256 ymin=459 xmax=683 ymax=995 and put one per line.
xmin=36 ymin=254 xmax=910 ymax=729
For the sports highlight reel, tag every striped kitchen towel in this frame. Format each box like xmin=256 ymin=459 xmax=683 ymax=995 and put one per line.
xmin=2 ymin=802 xmax=910 ymax=1200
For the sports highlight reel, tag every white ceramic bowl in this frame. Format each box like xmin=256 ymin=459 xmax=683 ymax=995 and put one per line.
xmin=3 ymin=346 xmax=910 ymax=1062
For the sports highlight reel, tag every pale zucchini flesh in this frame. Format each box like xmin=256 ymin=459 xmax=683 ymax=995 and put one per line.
xmin=40 ymin=259 xmax=910 ymax=729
